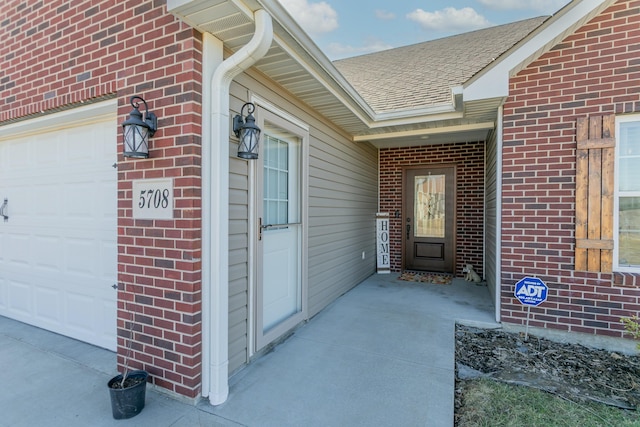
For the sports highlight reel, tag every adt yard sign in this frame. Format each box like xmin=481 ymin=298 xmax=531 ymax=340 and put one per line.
xmin=514 ymin=277 xmax=548 ymax=307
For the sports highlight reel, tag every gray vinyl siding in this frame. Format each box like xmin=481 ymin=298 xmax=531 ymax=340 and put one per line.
xmin=228 ymin=153 xmax=250 ymax=374
xmin=307 ymin=132 xmax=378 ymax=316
xmin=484 ymin=130 xmax=498 ymax=305
xmin=227 ymin=73 xmax=378 ymax=375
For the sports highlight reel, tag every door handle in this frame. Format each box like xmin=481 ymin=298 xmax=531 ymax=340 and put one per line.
xmin=406 ymin=223 xmax=411 ymax=240
xmin=1 ymin=198 xmax=7 ymax=222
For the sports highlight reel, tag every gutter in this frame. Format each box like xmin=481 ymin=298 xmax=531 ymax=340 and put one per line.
xmin=202 ymin=8 xmax=273 ymax=406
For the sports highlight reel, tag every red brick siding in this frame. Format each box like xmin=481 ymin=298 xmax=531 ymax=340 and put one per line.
xmin=1 ymin=0 xmax=204 ymax=398
xmin=501 ymin=0 xmax=640 ymax=338
xmin=379 ymin=142 xmax=485 ymax=277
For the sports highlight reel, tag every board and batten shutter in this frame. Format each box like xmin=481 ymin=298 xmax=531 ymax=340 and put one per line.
xmin=575 ymin=115 xmax=615 ymax=273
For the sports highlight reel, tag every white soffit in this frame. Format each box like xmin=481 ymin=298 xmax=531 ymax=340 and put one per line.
xmin=168 ymin=0 xmax=376 ymax=135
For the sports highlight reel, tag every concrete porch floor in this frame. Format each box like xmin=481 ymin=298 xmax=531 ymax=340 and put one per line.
xmin=0 ymin=273 xmax=497 ymax=427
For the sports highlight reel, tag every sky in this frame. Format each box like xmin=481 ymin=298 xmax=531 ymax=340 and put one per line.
xmin=278 ymin=0 xmax=572 ymax=60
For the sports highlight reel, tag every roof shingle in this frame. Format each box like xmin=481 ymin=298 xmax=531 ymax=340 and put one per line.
xmin=334 ymin=16 xmax=548 ymax=114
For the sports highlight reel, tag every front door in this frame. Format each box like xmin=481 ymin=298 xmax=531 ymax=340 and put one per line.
xmin=255 ymin=111 xmax=306 ymax=351
xmin=403 ymin=166 xmax=455 ymax=273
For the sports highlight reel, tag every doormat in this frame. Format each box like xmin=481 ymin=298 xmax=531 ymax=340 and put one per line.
xmin=398 ymin=271 xmax=453 ymax=285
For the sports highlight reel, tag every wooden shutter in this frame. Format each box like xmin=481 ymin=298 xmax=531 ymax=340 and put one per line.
xmin=575 ymin=115 xmax=615 ymax=272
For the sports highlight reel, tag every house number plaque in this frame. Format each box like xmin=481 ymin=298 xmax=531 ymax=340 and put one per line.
xmin=132 ymin=178 xmax=174 ymax=219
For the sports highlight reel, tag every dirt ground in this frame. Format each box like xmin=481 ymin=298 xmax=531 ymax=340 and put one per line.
xmin=454 ymin=325 xmax=640 ymax=413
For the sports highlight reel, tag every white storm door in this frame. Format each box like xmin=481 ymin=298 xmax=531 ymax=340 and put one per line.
xmin=256 ymin=128 xmax=304 ymax=350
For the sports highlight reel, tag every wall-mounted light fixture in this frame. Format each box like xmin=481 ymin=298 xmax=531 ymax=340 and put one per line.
xmin=121 ymin=95 xmax=157 ymax=158
xmin=233 ymin=102 xmax=261 ymax=160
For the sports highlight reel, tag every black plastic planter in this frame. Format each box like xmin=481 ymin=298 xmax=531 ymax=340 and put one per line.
xmin=107 ymin=370 xmax=148 ymax=419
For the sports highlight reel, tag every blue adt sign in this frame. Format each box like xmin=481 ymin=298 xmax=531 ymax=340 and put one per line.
xmin=514 ymin=277 xmax=548 ymax=306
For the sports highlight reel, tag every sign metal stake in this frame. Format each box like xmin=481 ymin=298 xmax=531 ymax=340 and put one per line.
xmin=524 ymin=305 xmax=531 ymax=341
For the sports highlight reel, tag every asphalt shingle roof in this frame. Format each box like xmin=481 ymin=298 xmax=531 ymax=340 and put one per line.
xmin=334 ymin=16 xmax=548 ymax=114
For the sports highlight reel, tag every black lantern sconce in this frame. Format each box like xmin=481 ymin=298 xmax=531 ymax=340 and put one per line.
xmin=121 ymin=95 xmax=158 ymax=158
xmin=233 ymin=102 xmax=261 ymax=160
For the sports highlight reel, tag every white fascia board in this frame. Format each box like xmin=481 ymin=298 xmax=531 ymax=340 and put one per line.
xmin=368 ymin=110 xmax=463 ymax=130
xmin=464 ymin=0 xmax=609 ymax=102
xmin=353 ymin=121 xmax=495 ymax=142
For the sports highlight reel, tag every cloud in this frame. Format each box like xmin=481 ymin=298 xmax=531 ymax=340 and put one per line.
xmin=477 ymin=0 xmax=570 ymax=13
xmin=407 ymin=7 xmax=491 ymax=32
xmin=375 ymin=9 xmax=396 ymax=20
xmin=326 ymin=39 xmax=394 ymax=60
xmin=279 ymin=0 xmax=338 ymax=35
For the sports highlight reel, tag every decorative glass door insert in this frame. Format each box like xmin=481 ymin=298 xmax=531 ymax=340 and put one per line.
xmin=414 ymin=174 xmax=445 ymax=239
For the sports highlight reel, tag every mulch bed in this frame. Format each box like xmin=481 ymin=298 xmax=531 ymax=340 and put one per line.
xmin=455 ymin=325 xmax=640 ymax=411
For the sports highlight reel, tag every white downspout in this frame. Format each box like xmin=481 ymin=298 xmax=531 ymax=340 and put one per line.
xmin=203 ymin=9 xmax=273 ymax=406
xmin=495 ymin=105 xmax=503 ymax=323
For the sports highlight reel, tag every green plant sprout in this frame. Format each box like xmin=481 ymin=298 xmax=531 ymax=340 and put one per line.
xmin=620 ymin=315 xmax=640 ymax=350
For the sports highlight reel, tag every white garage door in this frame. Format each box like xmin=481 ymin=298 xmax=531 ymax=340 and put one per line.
xmin=0 ymin=101 xmax=118 ymax=350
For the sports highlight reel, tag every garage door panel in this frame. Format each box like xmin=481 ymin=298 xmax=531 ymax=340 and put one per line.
xmin=64 ymin=181 xmax=97 ymax=219
xmin=0 ymin=277 xmax=6 ymax=310
xmin=67 ymin=293 xmax=97 ymax=329
xmin=35 ymin=139 xmax=60 ymax=166
xmin=35 ymin=287 xmax=61 ymax=323
xmin=67 ymin=238 xmax=100 ymax=275
xmin=34 ymin=184 xmax=60 ymax=217
xmin=8 ymin=280 xmax=31 ymax=315
xmin=7 ymin=233 xmax=31 ymax=265
xmin=0 ymin=104 xmax=117 ymax=350
xmin=5 ymin=139 xmax=31 ymax=170
xmin=33 ymin=236 xmax=62 ymax=271
xmin=101 ymin=241 xmax=117 ymax=277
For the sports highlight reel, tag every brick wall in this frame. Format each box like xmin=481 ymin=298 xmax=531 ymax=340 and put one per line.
xmin=501 ymin=0 xmax=640 ymax=338
xmin=379 ymin=142 xmax=485 ymax=277
xmin=1 ymin=0 xmax=204 ymax=398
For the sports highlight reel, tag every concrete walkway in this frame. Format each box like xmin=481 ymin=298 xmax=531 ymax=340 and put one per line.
xmin=0 ymin=273 xmax=496 ymax=427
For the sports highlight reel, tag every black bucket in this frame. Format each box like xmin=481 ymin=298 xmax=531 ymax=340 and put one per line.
xmin=107 ymin=370 xmax=148 ymax=419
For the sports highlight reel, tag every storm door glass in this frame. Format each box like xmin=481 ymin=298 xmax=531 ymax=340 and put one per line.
xmin=263 ymin=135 xmax=290 ymax=227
